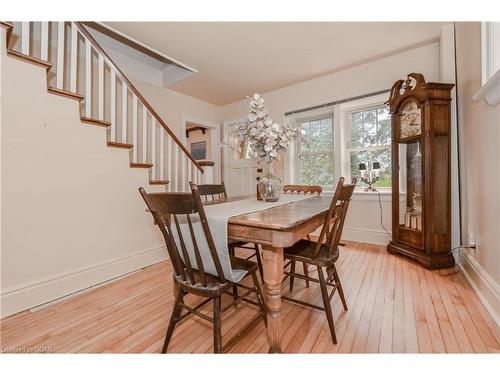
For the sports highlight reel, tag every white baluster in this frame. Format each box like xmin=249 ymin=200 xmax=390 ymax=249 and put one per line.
xmin=40 ymin=22 xmax=48 ymax=61
xmin=196 ymin=169 xmax=201 ymax=185
xmin=56 ymin=22 xmax=65 ymax=89
xmin=180 ymin=154 xmax=185 ymax=192
xmin=85 ymin=39 xmax=92 ymax=117
xmin=132 ymin=95 xmax=138 ymax=163
xmin=166 ymin=135 xmax=172 ymax=191
xmin=21 ymin=22 xmax=30 ymax=55
xmin=151 ymin=118 xmax=156 ymax=180
xmin=98 ymin=55 xmax=104 ymax=120
xmin=121 ymin=83 xmax=127 ymax=143
xmin=142 ymin=108 xmax=147 ymax=163
xmin=110 ymin=70 xmax=116 ymax=142
xmin=175 ymin=147 xmax=181 ymax=192
xmin=159 ymin=127 xmax=165 ymax=182
xmin=70 ymin=25 xmax=78 ymax=92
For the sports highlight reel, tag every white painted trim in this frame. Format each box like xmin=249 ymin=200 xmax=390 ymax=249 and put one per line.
xmin=458 ymin=250 xmax=500 ymax=328
xmin=56 ymin=22 xmax=65 ymax=90
xmin=440 ymin=24 xmax=461 ymax=252
xmin=342 ymin=227 xmax=391 ymax=246
xmin=0 ymin=244 xmax=168 ymax=318
xmin=40 ymin=22 xmax=48 ymax=61
xmin=322 ymin=189 xmax=393 ymax=202
xmin=473 ymin=68 xmax=500 ymax=106
xmin=21 ymin=22 xmax=29 ymax=55
xmin=92 ymin=22 xmax=198 ymax=74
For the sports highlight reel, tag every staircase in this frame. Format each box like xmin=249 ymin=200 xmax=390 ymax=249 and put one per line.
xmin=1 ymin=21 xmax=204 ymax=190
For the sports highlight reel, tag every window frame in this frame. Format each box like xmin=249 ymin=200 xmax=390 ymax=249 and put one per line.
xmin=481 ymin=22 xmax=500 ymax=86
xmin=286 ymin=92 xmax=392 ymax=195
xmin=475 ymin=22 xmax=500 ymax=106
xmin=339 ymin=93 xmax=392 ymax=193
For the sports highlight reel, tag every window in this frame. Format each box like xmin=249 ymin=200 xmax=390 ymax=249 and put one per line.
xmin=346 ymin=106 xmax=391 ymax=188
xmin=287 ymin=93 xmax=391 ymax=192
xmin=475 ymin=22 xmax=500 ymax=105
xmin=481 ymin=22 xmax=500 ymax=85
xmin=297 ymin=116 xmax=334 ymax=188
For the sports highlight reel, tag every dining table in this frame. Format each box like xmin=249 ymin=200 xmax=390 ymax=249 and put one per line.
xmin=207 ymin=194 xmax=333 ymax=353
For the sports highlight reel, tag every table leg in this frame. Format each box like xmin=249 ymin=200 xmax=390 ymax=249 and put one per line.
xmin=261 ymin=245 xmax=284 ymax=353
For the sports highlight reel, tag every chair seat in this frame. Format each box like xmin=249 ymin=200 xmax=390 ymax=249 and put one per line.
xmin=284 ymin=239 xmax=339 ymax=267
xmin=228 ymin=239 xmax=254 ymax=248
xmin=175 ymin=255 xmax=258 ymax=295
xmin=230 ymin=254 xmax=258 ymax=274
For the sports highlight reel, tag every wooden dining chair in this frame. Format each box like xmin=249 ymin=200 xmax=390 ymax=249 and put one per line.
xmin=282 ymin=184 xmax=323 ymax=291
xmin=282 ymin=177 xmax=355 ymax=344
xmin=282 ymin=184 xmax=323 ymax=195
xmin=139 ymin=184 xmax=267 ymax=353
xmin=197 ymin=182 xmax=228 ymax=202
xmin=197 ymin=182 xmax=263 ymax=281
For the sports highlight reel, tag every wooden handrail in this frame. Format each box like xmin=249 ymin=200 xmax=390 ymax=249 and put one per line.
xmin=73 ymin=22 xmax=204 ymax=173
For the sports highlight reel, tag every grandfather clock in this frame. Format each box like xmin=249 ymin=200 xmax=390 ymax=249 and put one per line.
xmin=386 ymin=73 xmax=455 ymax=269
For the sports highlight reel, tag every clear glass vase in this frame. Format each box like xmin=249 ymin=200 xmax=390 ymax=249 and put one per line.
xmin=258 ymin=162 xmax=282 ymax=202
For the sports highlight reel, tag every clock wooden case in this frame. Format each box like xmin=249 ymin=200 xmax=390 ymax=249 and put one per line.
xmin=386 ymin=73 xmax=455 ymax=269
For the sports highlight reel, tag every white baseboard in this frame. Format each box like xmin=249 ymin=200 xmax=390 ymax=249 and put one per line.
xmin=342 ymin=226 xmax=391 ymax=246
xmin=0 ymin=244 xmax=168 ymax=318
xmin=458 ymin=250 xmax=500 ymax=328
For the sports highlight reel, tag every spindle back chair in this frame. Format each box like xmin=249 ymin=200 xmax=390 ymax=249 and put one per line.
xmin=139 ymin=184 xmax=266 ymax=353
xmin=283 ymin=184 xmax=323 ymax=290
xmin=282 ymin=177 xmax=355 ymax=345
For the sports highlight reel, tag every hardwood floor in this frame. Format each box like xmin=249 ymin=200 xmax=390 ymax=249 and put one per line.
xmin=1 ymin=242 xmax=499 ymax=353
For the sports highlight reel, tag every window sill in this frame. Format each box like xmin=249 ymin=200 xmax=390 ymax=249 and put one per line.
xmin=322 ymin=189 xmax=395 ymax=202
xmin=473 ymin=68 xmax=500 ymax=106
xmin=353 ymin=190 xmax=392 ymax=202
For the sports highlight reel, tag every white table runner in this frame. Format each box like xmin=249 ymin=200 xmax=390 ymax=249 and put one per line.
xmin=172 ymin=194 xmax=312 ymax=282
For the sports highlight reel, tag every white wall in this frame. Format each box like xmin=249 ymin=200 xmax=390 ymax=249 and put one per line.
xmin=221 ymin=42 xmax=441 ymax=245
xmin=455 ymin=22 xmax=500 ymax=326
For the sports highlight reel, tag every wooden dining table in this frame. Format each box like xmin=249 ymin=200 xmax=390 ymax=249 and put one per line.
xmin=216 ymin=194 xmax=333 ymax=353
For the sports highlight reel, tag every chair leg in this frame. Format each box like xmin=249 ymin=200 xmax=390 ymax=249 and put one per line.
xmin=303 ymin=261 xmax=310 ymax=288
xmin=318 ymin=266 xmax=337 ymax=345
xmin=229 ymin=246 xmax=238 ymax=304
xmin=254 ymin=243 xmax=264 ymax=281
xmin=213 ymin=296 xmax=222 ymax=353
xmin=332 ymin=264 xmax=348 ymax=311
xmin=289 ymin=260 xmax=296 ymax=293
xmin=161 ymin=289 xmax=184 ymax=353
xmin=251 ymin=271 xmax=267 ymax=325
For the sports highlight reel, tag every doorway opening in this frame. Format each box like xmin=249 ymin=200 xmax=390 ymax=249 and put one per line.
xmin=182 ymin=116 xmax=220 ymax=184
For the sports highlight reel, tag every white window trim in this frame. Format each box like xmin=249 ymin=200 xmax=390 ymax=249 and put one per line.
xmin=285 ymin=92 xmax=394 ymax=201
xmin=291 ymin=112 xmax=335 ymax=191
xmin=337 ymin=93 xmax=392 ymax=195
xmin=474 ymin=22 xmax=500 ymax=105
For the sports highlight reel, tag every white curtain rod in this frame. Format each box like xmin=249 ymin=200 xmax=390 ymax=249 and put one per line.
xmin=284 ymin=88 xmax=391 ymax=117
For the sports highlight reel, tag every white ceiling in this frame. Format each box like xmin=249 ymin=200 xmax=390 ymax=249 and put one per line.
xmin=105 ymin=22 xmax=448 ymax=106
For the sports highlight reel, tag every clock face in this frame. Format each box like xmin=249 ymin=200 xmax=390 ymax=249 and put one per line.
xmin=400 ymin=100 xmax=421 ymax=139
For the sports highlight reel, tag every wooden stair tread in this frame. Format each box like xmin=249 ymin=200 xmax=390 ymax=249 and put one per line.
xmin=81 ymin=117 xmax=111 ymax=127
xmin=107 ymin=141 xmax=133 ymax=149
xmin=0 ymin=21 xmax=14 ymax=29
xmin=149 ymin=180 xmax=169 ymax=185
xmin=130 ymin=163 xmax=153 ymax=168
xmin=7 ymin=49 xmax=52 ymax=69
xmin=47 ymin=87 xmax=84 ymax=101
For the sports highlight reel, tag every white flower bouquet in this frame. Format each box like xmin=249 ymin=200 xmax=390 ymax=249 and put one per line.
xmin=227 ymin=93 xmax=302 ymax=202
xmin=230 ymin=93 xmax=300 ymax=163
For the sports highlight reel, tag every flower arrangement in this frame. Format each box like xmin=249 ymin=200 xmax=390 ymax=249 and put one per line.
xmin=229 ymin=93 xmax=300 ymax=163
